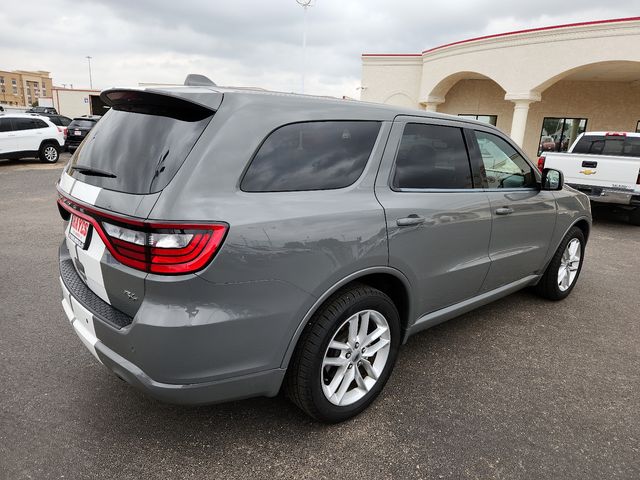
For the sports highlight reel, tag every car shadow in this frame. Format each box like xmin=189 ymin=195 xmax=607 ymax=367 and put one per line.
xmin=591 ymin=204 xmax=637 ymax=227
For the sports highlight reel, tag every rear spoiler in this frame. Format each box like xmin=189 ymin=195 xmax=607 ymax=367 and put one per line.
xmin=100 ymin=88 xmax=222 ymax=121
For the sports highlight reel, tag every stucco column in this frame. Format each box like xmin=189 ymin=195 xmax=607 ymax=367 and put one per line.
xmin=421 ymin=95 xmax=444 ymax=112
xmin=505 ymin=93 xmax=541 ymax=148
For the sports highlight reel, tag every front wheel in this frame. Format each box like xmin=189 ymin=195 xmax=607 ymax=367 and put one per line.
xmin=535 ymin=226 xmax=585 ymax=300
xmin=39 ymin=143 xmax=60 ymax=163
xmin=285 ymin=284 xmax=401 ymax=423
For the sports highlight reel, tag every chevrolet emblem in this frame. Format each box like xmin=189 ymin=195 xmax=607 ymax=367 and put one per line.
xmin=579 ymin=169 xmax=596 ymax=175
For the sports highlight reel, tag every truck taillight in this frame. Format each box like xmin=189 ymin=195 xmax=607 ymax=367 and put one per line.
xmin=58 ymin=196 xmax=228 ymax=275
xmin=537 ymin=156 xmax=545 ymax=172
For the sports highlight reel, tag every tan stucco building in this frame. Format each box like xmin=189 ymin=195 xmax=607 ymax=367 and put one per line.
xmin=0 ymin=70 xmax=53 ymax=108
xmin=361 ymin=17 xmax=640 ymax=159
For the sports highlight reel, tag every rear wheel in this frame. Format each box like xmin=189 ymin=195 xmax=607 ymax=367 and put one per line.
xmin=285 ymin=283 xmax=400 ymax=423
xmin=535 ymin=226 xmax=585 ymax=300
xmin=39 ymin=143 xmax=60 ymax=163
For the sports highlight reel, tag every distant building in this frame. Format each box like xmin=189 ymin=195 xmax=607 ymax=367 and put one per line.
xmin=52 ymin=87 xmax=109 ymax=118
xmin=361 ymin=17 xmax=640 ymax=159
xmin=0 ymin=69 xmax=53 ymax=107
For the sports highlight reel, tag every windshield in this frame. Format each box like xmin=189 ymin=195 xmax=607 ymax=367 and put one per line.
xmin=68 ymin=105 xmax=213 ymax=194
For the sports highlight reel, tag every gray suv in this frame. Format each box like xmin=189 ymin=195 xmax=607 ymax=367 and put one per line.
xmin=57 ymin=82 xmax=591 ymax=422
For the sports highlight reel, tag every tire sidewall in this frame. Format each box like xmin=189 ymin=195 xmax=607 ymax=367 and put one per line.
xmin=308 ymin=292 xmax=401 ymax=422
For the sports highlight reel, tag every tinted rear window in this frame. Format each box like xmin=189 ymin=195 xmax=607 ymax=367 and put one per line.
xmin=69 ymin=119 xmax=97 ymax=129
xmin=393 ymin=123 xmax=473 ymax=189
xmin=241 ymin=121 xmax=381 ymax=192
xmin=68 ymin=105 xmax=213 ymax=194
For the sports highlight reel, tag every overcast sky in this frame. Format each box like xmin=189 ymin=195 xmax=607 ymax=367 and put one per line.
xmin=1 ymin=1 xmax=638 ymax=97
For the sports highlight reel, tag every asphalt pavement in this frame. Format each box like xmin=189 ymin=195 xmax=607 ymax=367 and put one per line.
xmin=1 ymin=156 xmax=638 ymax=479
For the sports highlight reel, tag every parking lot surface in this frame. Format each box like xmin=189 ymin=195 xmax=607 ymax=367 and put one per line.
xmin=1 ymin=157 xmax=639 ymax=479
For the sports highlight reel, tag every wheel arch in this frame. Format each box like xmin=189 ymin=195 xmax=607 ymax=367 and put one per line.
xmin=540 ymin=215 xmax=591 ymax=275
xmin=280 ymin=267 xmax=413 ymax=370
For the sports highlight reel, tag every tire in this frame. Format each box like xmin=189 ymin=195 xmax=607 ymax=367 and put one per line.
xmin=39 ymin=142 xmax=60 ymax=163
xmin=629 ymin=207 xmax=640 ymax=226
xmin=535 ymin=226 xmax=585 ymax=301
xmin=285 ymin=283 xmax=401 ymax=423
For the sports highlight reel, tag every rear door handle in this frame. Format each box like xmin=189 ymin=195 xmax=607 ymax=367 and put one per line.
xmin=396 ymin=214 xmax=426 ymax=227
xmin=495 ymin=207 xmax=514 ymax=216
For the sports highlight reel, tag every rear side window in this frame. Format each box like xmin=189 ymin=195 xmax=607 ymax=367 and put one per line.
xmin=241 ymin=121 xmax=381 ymax=192
xmin=68 ymin=97 xmax=213 ymax=194
xmin=392 ymin=123 xmax=472 ymax=189
xmin=32 ymin=119 xmax=48 ymax=129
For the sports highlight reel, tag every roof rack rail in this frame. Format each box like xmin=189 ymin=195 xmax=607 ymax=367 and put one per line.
xmin=184 ymin=74 xmax=216 ymax=87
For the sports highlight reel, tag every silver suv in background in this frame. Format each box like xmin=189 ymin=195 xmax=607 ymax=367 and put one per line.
xmin=56 ymin=80 xmax=591 ymax=422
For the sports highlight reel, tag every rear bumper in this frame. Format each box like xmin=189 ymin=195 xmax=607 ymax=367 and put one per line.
xmin=59 ymin=275 xmax=286 ymax=405
xmin=567 ymin=183 xmax=640 ymax=206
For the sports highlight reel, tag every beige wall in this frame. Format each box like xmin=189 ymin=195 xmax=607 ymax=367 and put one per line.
xmin=52 ymin=88 xmax=101 ymax=118
xmin=360 ymin=57 xmax=422 ymax=107
xmin=436 ymin=79 xmax=514 ymax=134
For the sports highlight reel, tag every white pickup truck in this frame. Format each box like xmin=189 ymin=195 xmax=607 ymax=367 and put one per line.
xmin=539 ymin=131 xmax=640 ymax=225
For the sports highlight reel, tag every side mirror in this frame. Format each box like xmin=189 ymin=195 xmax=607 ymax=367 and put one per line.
xmin=541 ymin=168 xmax=564 ymax=191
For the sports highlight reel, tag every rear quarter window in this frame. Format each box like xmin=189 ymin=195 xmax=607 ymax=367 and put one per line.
xmin=241 ymin=121 xmax=381 ymax=192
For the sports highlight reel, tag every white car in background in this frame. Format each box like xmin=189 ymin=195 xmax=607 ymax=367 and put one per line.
xmin=0 ymin=113 xmax=65 ymax=163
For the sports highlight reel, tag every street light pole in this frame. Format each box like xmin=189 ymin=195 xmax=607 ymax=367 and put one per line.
xmin=86 ymin=56 xmax=93 ymax=89
xmin=296 ymin=0 xmax=313 ymax=94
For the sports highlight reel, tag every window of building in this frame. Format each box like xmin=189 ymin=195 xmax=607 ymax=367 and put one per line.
xmin=636 ymin=120 xmax=639 ymax=133
xmin=475 ymin=130 xmax=536 ymax=189
xmin=538 ymin=117 xmax=587 ymax=155
xmin=392 ymin=123 xmax=473 ymax=190
xmin=241 ymin=121 xmax=381 ymax=192
xmin=458 ymin=114 xmax=497 ymax=126
xmin=0 ymin=76 xmax=4 ymax=85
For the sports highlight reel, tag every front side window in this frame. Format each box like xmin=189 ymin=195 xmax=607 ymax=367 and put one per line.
xmin=476 ymin=130 xmax=536 ymax=189
xmin=0 ymin=118 xmax=11 ymax=132
xmin=393 ymin=123 xmax=473 ymax=190
xmin=241 ymin=121 xmax=381 ymax=192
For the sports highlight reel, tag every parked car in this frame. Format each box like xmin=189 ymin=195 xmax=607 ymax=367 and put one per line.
xmin=26 ymin=106 xmax=58 ymax=115
xmin=0 ymin=113 xmax=64 ymax=162
xmin=65 ymin=116 xmax=100 ymax=151
xmin=42 ymin=114 xmax=72 ymax=142
xmin=539 ymin=135 xmax=556 ymax=152
xmin=56 ymin=82 xmax=591 ymax=423
xmin=539 ymin=131 xmax=640 ymax=225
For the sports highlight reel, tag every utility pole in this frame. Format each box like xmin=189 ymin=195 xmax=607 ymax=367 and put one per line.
xmin=296 ymin=0 xmax=313 ymax=94
xmin=86 ymin=56 xmax=93 ymax=89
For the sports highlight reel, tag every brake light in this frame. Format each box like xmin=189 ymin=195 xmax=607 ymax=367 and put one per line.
xmin=605 ymin=132 xmax=626 ymax=137
xmin=537 ymin=155 xmax=545 ymax=172
xmin=57 ymin=126 xmax=68 ymax=139
xmin=58 ymin=196 xmax=228 ymax=274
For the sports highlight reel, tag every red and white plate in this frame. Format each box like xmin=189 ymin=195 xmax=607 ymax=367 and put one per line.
xmin=69 ymin=214 xmax=91 ymax=249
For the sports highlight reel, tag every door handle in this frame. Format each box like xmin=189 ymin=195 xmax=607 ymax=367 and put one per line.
xmin=495 ymin=207 xmax=514 ymax=216
xmin=396 ymin=214 xmax=426 ymax=227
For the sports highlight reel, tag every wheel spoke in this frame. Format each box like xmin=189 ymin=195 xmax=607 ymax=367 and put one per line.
xmin=363 ymin=326 xmax=387 ymax=347
xmin=323 ymin=356 xmax=347 ymax=367
xmin=358 ymin=311 xmax=370 ymax=343
xmin=361 ymin=358 xmax=378 ymax=380
xmin=354 ymin=367 xmax=368 ymax=391
xmin=325 ymin=364 xmax=348 ymax=398
xmin=334 ymin=367 xmax=355 ymax=404
xmin=329 ymin=340 xmax=349 ymax=351
xmin=362 ymin=338 xmax=389 ymax=358
xmin=348 ymin=317 xmax=358 ymax=345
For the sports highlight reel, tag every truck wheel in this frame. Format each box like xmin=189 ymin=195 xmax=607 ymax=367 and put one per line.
xmin=39 ymin=142 xmax=60 ymax=163
xmin=629 ymin=208 xmax=640 ymax=226
xmin=535 ymin=226 xmax=585 ymax=301
xmin=285 ymin=283 xmax=401 ymax=423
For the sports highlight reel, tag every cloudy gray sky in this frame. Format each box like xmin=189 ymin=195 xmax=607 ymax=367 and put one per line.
xmin=1 ymin=1 xmax=638 ymax=97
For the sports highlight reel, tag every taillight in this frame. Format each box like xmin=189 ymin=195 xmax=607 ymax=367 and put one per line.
xmin=537 ymin=155 xmax=545 ymax=172
xmin=636 ymin=169 xmax=640 ymax=185
xmin=58 ymin=126 xmax=68 ymax=139
xmin=58 ymin=196 xmax=228 ymax=274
